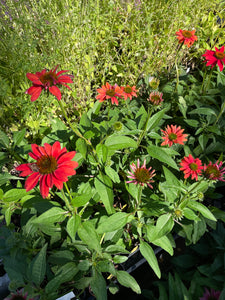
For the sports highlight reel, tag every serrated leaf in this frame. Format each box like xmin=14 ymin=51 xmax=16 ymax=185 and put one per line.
xmin=97 ymin=212 xmax=131 ymax=234
xmin=30 ymin=243 xmax=47 ymax=286
xmin=147 ymin=145 xmax=178 ymax=170
xmin=94 ymin=174 xmax=115 ymax=214
xmin=67 ymin=214 xmax=81 ymax=242
xmin=139 ymin=241 xmax=161 ymax=278
xmin=78 ymin=221 xmax=102 ymax=254
xmin=116 ymin=270 xmax=141 ymax=294
xmin=32 ymin=207 xmax=67 ymax=224
xmin=188 ymin=200 xmax=216 ymax=221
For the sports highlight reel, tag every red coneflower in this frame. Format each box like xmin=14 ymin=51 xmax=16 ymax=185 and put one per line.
xmin=200 ymin=288 xmax=221 ymax=300
xmin=180 ymin=154 xmax=203 ymax=181
xmin=161 ymin=125 xmax=188 ymax=147
xmin=16 ymin=141 xmax=78 ymax=198
xmin=202 ymin=46 xmax=225 ymax=72
xmin=203 ymin=160 xmax=225 ymax=181
xmin=25 ymin=65 xmax=74 ymax=101
xmin=148 ymin=91 xmax=163 ymax=106
xmin=175 ymin=29 xmax=198 ymax=48
xmin=121 ymin=85 xmax=138 ymax=100
xmin=95 ymin=82 xmax=123 ymax=105
xmin=126 ymin=159 xmax=156 ymax=188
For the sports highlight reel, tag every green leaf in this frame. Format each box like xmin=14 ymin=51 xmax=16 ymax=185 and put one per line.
xmin=97 ymin=212 xmax=132 ymax=234
xmin=45 ymin=262 xmax=79 ymax=294
xmin=187 ymin=200 xmax=216 ymax=221
xmin=90 ymin=268 xmax=107 ymax=300
xmin=71 ymin=193 xmax=92 ymax=207
xmin=3 ymin=188 xmax=28 ymax=202
xmin=94 ymin=174 xmax=115 ymax=214
xmin=104 ymin=245 xmax=129 ymax=254
xmin=67 ymin=214 xmax=81 ymax=242
xmin=146 ymin=214 xmax=174 ymax=241
xmin=96 ymin=144 xmax=108 ymax=163
xmin=76 ymin=138 xmax=87 ymax=159
xmin=147 ymin=145 xmax=178 ymax=170
xmin=189 ymin=107 xmax=217 ymax=116
xmin=183 ymin=208 xmax=200 ymax=221
xmin=139 ymin=240 xmax=161 ymax=278
xmin=135 ymin=105 xmax=147 ymax=129
xmin=147 ymin=106 xmax=169 ymax=131
xmin=187 ymin=181 xmax=209 ymax=193
xmin=0 ymin=129 xmax=10 ymax=148
xmin=152 ymin=235 xmax=174 ymax=256
xmin=5 ymin=207 xmax=13 ymax=226
xmin=12 ymin=128 xmax=26 ymax=147
xmin=30 ymin=243 xmax=47 ymax=286
xmin=78 ymin=221 xmax=102 ymax=254
xmin=105 ymin=166 xmax=120 ymax=183
xmin=116 ymin=270 xmax=141 ymax=294
xmin=105 ymin=135 xmax=137 ymax=154
xmin=32 ymin=207 xmax=67 ymax=224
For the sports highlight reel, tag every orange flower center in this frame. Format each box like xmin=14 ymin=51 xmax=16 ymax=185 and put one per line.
xmin=40 ymin=71 xmax=58 ymax=86
xmin=124 ymin=86 xmax=132 ymax=94
xmin=205 ymin=165 xmax=220 ymax=178
xmin=37 ymin=155 xmax=57 ymax=174
xmin=134 ymin=168 xmax=150 ymax=183
xmin=174 ymin=209 xmax=183 ymax=218
xmin=168 ymin=133 xmax=177 ymax=141
xmin=215 ymin=51 xmax=225 ymax=59
xmin=182 ymin=30 xmax=192 ymax=38
xmin=106 ymin=89 xmax=115 ymax=97
xmin=190 ymin=163 xmax=198 ymax=171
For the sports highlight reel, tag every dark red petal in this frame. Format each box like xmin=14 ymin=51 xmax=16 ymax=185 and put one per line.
xmin=53 ymin=168 xmax=69 ymax=181
xmin=39 ymin=175 xmax=50 ymax=198
xmin=26 ymin=73 xmax=41 ymax=83
xmin=52 ymin=173 xmax=64 ymax=189
xmin=46 ymin=174 xmax=53 ymax=188
xmin=16 ymin=164 xmax=31 ymax=171
xmin=61 ymin=83 xmax=71 ymax=90
xmin=58 ymin=160 xmax=79 ymax=169
xmin=31 ymin=144 xmax=42 ymax=158
xmin=57 ymin=151 xmax=76 ymax=164
xmin=44 ymin=143 xmax=52 ymax=156
xmin=57 ymin=75 xmax=74 ymax=83
xmin=57 ymin=166 xmax=76 ymax=176
xmin=26 ymin=86 xmax=42 ymax=101
xmin=25 ymin=173 xmax=41 ymax=191
xmin=56 ymin=70 xmax=69 ymax=76
xmin=49 ymin=86 xmax=61 ymax=100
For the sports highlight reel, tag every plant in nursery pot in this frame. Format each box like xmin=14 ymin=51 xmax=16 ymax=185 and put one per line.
xmin=0 ymin=60 xmax=225 ymax=299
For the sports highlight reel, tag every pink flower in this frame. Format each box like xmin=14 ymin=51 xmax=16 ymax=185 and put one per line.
xmin=126 ymin=159 xmax=156 ymax=188
xmin=199 ymin=288 xmax=221 ymax=300
xmin=203 ymin=160 xmax=225 ymax=181
xmin=148 ymin=91 xmax=163 ymax=106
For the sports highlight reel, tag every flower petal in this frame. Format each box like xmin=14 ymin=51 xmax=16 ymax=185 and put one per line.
xmin=25 ymin=173 xmax=41 ymax=191
xmin=49 ymin=86 xmax=62 ymax=100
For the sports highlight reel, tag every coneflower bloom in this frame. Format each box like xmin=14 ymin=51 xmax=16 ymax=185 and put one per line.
xmin=202 ymin=46 xmax=225 ymax=72
xmin=25 ymin=65 xmax=74 ymax=101
xmin=121 ymin=85 xmax=138 ymax=100
xmin=4 ymin=290 xmax=34 ymax=300
xmin=148 ymin=91 xmax=163 ymax=106
xmin=96 ymin=82 xmax=123 ymax=105
xmin=161 ymin=125 xmax=188 ymax=147
xmin=175 ymin=29 xmax=198 ymax=48
xmin=16 ymin=141 xmax=78 ymax=198
xmin=200 ymin=288 xmax=221 ymax=300
xmin=126 ymin=159 xmax=156 ymax=188
xmin=180 ymin=154 xmax=203 ymax=181
xmin=203 ymin=160 xmax=225 ymax=181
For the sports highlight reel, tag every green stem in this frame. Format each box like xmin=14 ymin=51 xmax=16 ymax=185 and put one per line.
xmin=213 ymin=100 xmax=225 ymax=126
xmin=61 ymin=185 xmax=74 ymax=213
xmin=202 ymin=68 xmax=213 ymax=95
xmin=58 ymin=100 xmax=91 ymax=146
xmin=137 ymin=107 xmax=153 ymax=147
xmin=180 ymin=178 xmax=204 ymax=203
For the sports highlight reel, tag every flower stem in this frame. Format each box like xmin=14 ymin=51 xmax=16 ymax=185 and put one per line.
xmin=61 ymin=185 xmax=74 ymax=213
xmin=137 ymin=107 xmax=153 ymax=147
xmin=202 ymin=68 xmax=213 ymax=95
xmin=58 ymin=100 xmax=91 ymax=146
xmin=180 ymin=178 xmax=205 ymax=203
xmin=213 ymin=100 xmax=225 ymax=126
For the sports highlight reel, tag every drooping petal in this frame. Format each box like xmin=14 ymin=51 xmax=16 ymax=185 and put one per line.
xmin=57 ymin=151 xmax=76 ymax=164
xmin=49 ymin=86 xmax=62 ymax=100
xmin=26 ymin=73 xmax=42 ymax=84
xmin=25 ymin=172 xmax=41 ymax=191
xmin=39 ymin=175 xmax=50 ymax=198
xmin=26 ymin=86 xmax=42 ymax=101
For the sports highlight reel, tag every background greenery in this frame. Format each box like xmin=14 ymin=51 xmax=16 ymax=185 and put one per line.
xmin=0 ymin=0 xmax=224 ymax=135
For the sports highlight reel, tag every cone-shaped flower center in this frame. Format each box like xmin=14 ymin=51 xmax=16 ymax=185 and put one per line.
xmin=215 ymin=51 xmax=225 ymax=59
xmin=190 ymin=163 xmax=198 ymax=171
xmin=182 ymin=30 xmax=192 ymax=38
xmin=37 ymin=155 xmax=57 ymax=174
xmin=168 ymin=133 xmax=177 ymax=141
xmin=124 ymin=86 xmax=132 ymax=94
xmin=40 ymin=71 xmax=58 ymax=86
xmin=205 ymin=165 xmax=220 ymax=178
xmin=134 ymin=168 xmax=151 ymax=183
xmin=151 ymin=95 xmax=160 ymax=102
xmin=174 ymin=209 xmax=183 ymax=218
xmin=113 ymin=121 xmax=123 ymax=131
xmin=106 ymin=89 xmax=115 ymax=97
